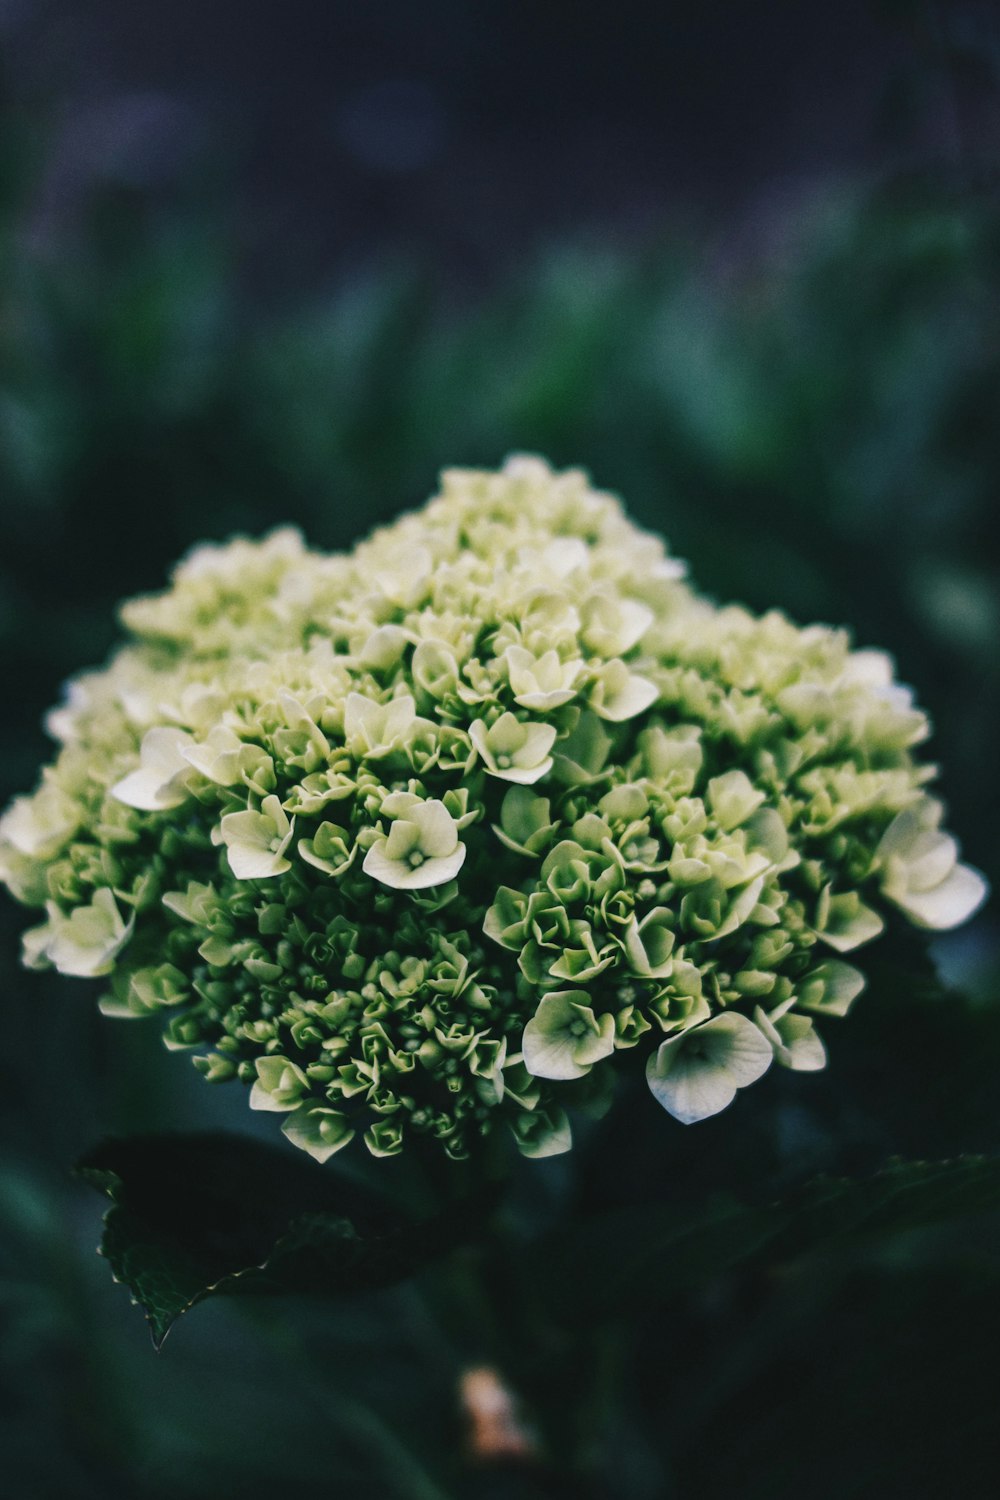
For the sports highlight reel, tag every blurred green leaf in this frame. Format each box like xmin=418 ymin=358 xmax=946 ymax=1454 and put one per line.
xmin=529 ymin=1155 xmax=1000 ymax=1323
xmin=77 ymin=1132 xmax=490 ymax=1348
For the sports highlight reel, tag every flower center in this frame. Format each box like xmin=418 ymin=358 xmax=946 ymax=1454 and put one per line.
xmin=408 ymin=850 xmax=425 ymax=868
xmin=569 ymin=1019 xmax=588 ymax=1037
xmin=495 ymin=753 xmax=512 ymax=768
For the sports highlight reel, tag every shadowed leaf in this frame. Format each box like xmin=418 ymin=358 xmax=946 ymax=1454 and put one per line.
xmin=77 ymin=1132 xmax=491 ymax=1347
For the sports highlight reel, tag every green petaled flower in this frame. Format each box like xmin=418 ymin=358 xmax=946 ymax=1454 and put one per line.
xmin=298 ymin=822 xmax=357 ymax=878
xmin=753 ymin=999 xmax=827 ymax=1071
xmin=112 ymin=727 xmax=194 ymax=811
xmin=0 ymin=455 xmax=987 ymax=1164
xmin=796 ymin=960 xmax=865 ymax=1017
xmin=521 ymin=990 xmax=617 ymax=1080
xmin=220 ymin=795 xmax=295 ymax=881
xmin=504 ymin=647 xmax=581 ymax=710
xmin=645 ymin=1013 xmax=773 ymax=1123
xmin=26 ymin=888 xmax=135 ymax=978
xmin=510 ymin=1105 xmax=573 ymax=1158
xmin=250 ymin=1055 xmax=310 ymax=1111
xmin=469 ymin=714 xmax=557 ymax=784
xmin=282 ymin=1104 xmax=354 ymax=1162
xmin=0 ymin=780 xmax=81 ymax=862
xmin=875 ymin=797 xmax=988 ymax=929
xmin=362 ymin=795 xmax=466 ymax=890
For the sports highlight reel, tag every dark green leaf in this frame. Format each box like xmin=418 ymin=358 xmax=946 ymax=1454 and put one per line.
xmin=529 ymin=1156 xmax=1000 ymax=1323
xmin=76 ymin=1132 xmax=491 ymax=1347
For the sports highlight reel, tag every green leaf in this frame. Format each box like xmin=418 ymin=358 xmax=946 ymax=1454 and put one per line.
xmin=528 ymin=1156 xmax=1000 ymax=1324
xmin=76 ymin=1132 xmax=489 ymax=1347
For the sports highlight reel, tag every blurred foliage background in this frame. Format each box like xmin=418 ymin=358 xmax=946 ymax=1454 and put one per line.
xmin=1 ymin=2 xmax=999 ymax=1496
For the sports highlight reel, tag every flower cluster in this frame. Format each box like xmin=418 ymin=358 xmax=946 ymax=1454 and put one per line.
xmin=0 ymin=457 xmax=987 ymax=1161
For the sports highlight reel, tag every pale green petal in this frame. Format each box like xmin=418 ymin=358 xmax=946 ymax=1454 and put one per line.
xmin=818 ymin=895 xmax=885 ymax=951
xmin=490 ymin=759 xmax=553 ymax=785
xmin=707 ymin=770 xmax=766 ymax=831
xmin=0 ymin=785 xmax=80 ymax=860
xmin=522 ymin=990 xmax=615 ymax=1079
xmin=46 ymin=888 xmax=135 ymax=977
xmin=468 ymin=718 xmax=495 ymax=769
xmin=876 ymin=799 xmax=942 ymax=861
xmin=513 ymin=722 xmax=557 ymax=765
xmin=647 ymin=1051 xmax=739 ymax=1124
xmin=410 ymin=799 xmax=460 ymax=858
xmin=754 ymin=1006 xmax=827 ymax=1071
xmin=363 ymin=839 xmax=465 ymax=889
xmin=220 ymin=803 xmax=294 ymax=881
xmin=477 ymin=716 xmax=557 ymax=782
xmin=522 ymin=1025 xmax=590 ymax=1080
xmin=551 ymin=710 xmax=613 ymax=785
xmin=487 ymin=713 xmax=527 ymax=756
xmin=384 ymin=819 xmax=422 ymax=861
xmin=250 ymin=1056 xmax=309 ymax=1111
xmin=181 ymin=726 xmax=244 ymax=786
xmin=512 ymin=1106 xmax=573 ymax=1158
xmin=623 ymin=909 xmax=676 ymax=978
xmin=797 ymin=960 xmax=866 ymax=1017
xmin=574 ymin=1010 xmax=617 ymax=1065
xmin=591 ymin=661 xmax=659 ymax=721
xmin=646 ymin=1012 xmax=772 ymax=1123
xmin=891 ymin=862 xmax=988 ymax=929
xmin=282 ymin=1105 xmax=354 ymax=1162
xmin=112 ymin=727 xmax=194 ymax=811
xmin=710 ymin=875 xmax=766 ymax=942
xmin=22 ymin=917 xmax=55 ymax=970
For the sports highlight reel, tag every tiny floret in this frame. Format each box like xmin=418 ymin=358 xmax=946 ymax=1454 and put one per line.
xmin=0 ymin=457 xmax=987 ymax=1163
xmin=875 ymin=797 xmax=988 ymax=929
xmin=112 ymin=727 xmax=194 ymax=811
xmin=220 ymin=795 xmax=295 ymax=881
xmin=522 ymin=990 xmax=617 ymax=1079
xmin=363 ymin=795 xmax=466 ymax=890
xmin=470 ymin=714 xmax=557 ymax=784
xmin=645 ymin=1013 xmax=773 ymax=1123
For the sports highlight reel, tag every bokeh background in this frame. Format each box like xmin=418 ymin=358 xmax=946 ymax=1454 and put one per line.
xmin=1 ymin=3 xmax=999 ymax=1496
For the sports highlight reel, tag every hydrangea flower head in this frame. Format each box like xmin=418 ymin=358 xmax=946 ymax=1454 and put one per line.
xmin=0 ymin=457 xmax=987 ymax=1161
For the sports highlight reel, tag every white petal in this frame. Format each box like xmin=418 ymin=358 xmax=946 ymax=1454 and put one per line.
xmin=901 ymin=832 xmax=958 ymax=893
xmin=892 ymin=862 xmax=988 ymax=929
xmin=616 ymin=600 xmax=655 ymax=653
xmin=780 ymin=1017 xmax=827 ymax=1072
xmin=818 ymin=903 xmax=885 ymax=952
xmin=755 ymin=1008 xmax=827 ymax=1071
xmin=410 ymin=799 xmax=459 ymax=858
xmin=647 ymin=1053 xmax=738 ymax=1124
xmin=705 ymin=1012 xmax=774 ymax=1086
xmin=876 ymin=800 xmax=941 ymax=861
xmin=521 ymin=1024 xmax=589 ymax=1080
xmin=798 ymin=960 xmax=866 ymax=1017
xmin=227 ymin=846 xmax=292 ymax=881
xmin=710 ymin=876 xmax=766 ymax=942
xmin=362 ymin=842 xmax=465 ymax=890
xmin=593 ymin=673 xmax=659 ymax=722
xmin=512 ymin=687 xmax=578 ymax=710
xmin=541 ymin=538 xmax=589 ymax=577
xmin=646 ymin=1012 xmax=772 ymax=1123
xmin=111 ymin=767 xmax=189 ymax=811
xmin=489 ymin=758 xmax=553 ymax=785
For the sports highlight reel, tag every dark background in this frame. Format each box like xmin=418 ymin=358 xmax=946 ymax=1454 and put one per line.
xmin=1 ymin=3 xmax=999 ymax=1496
